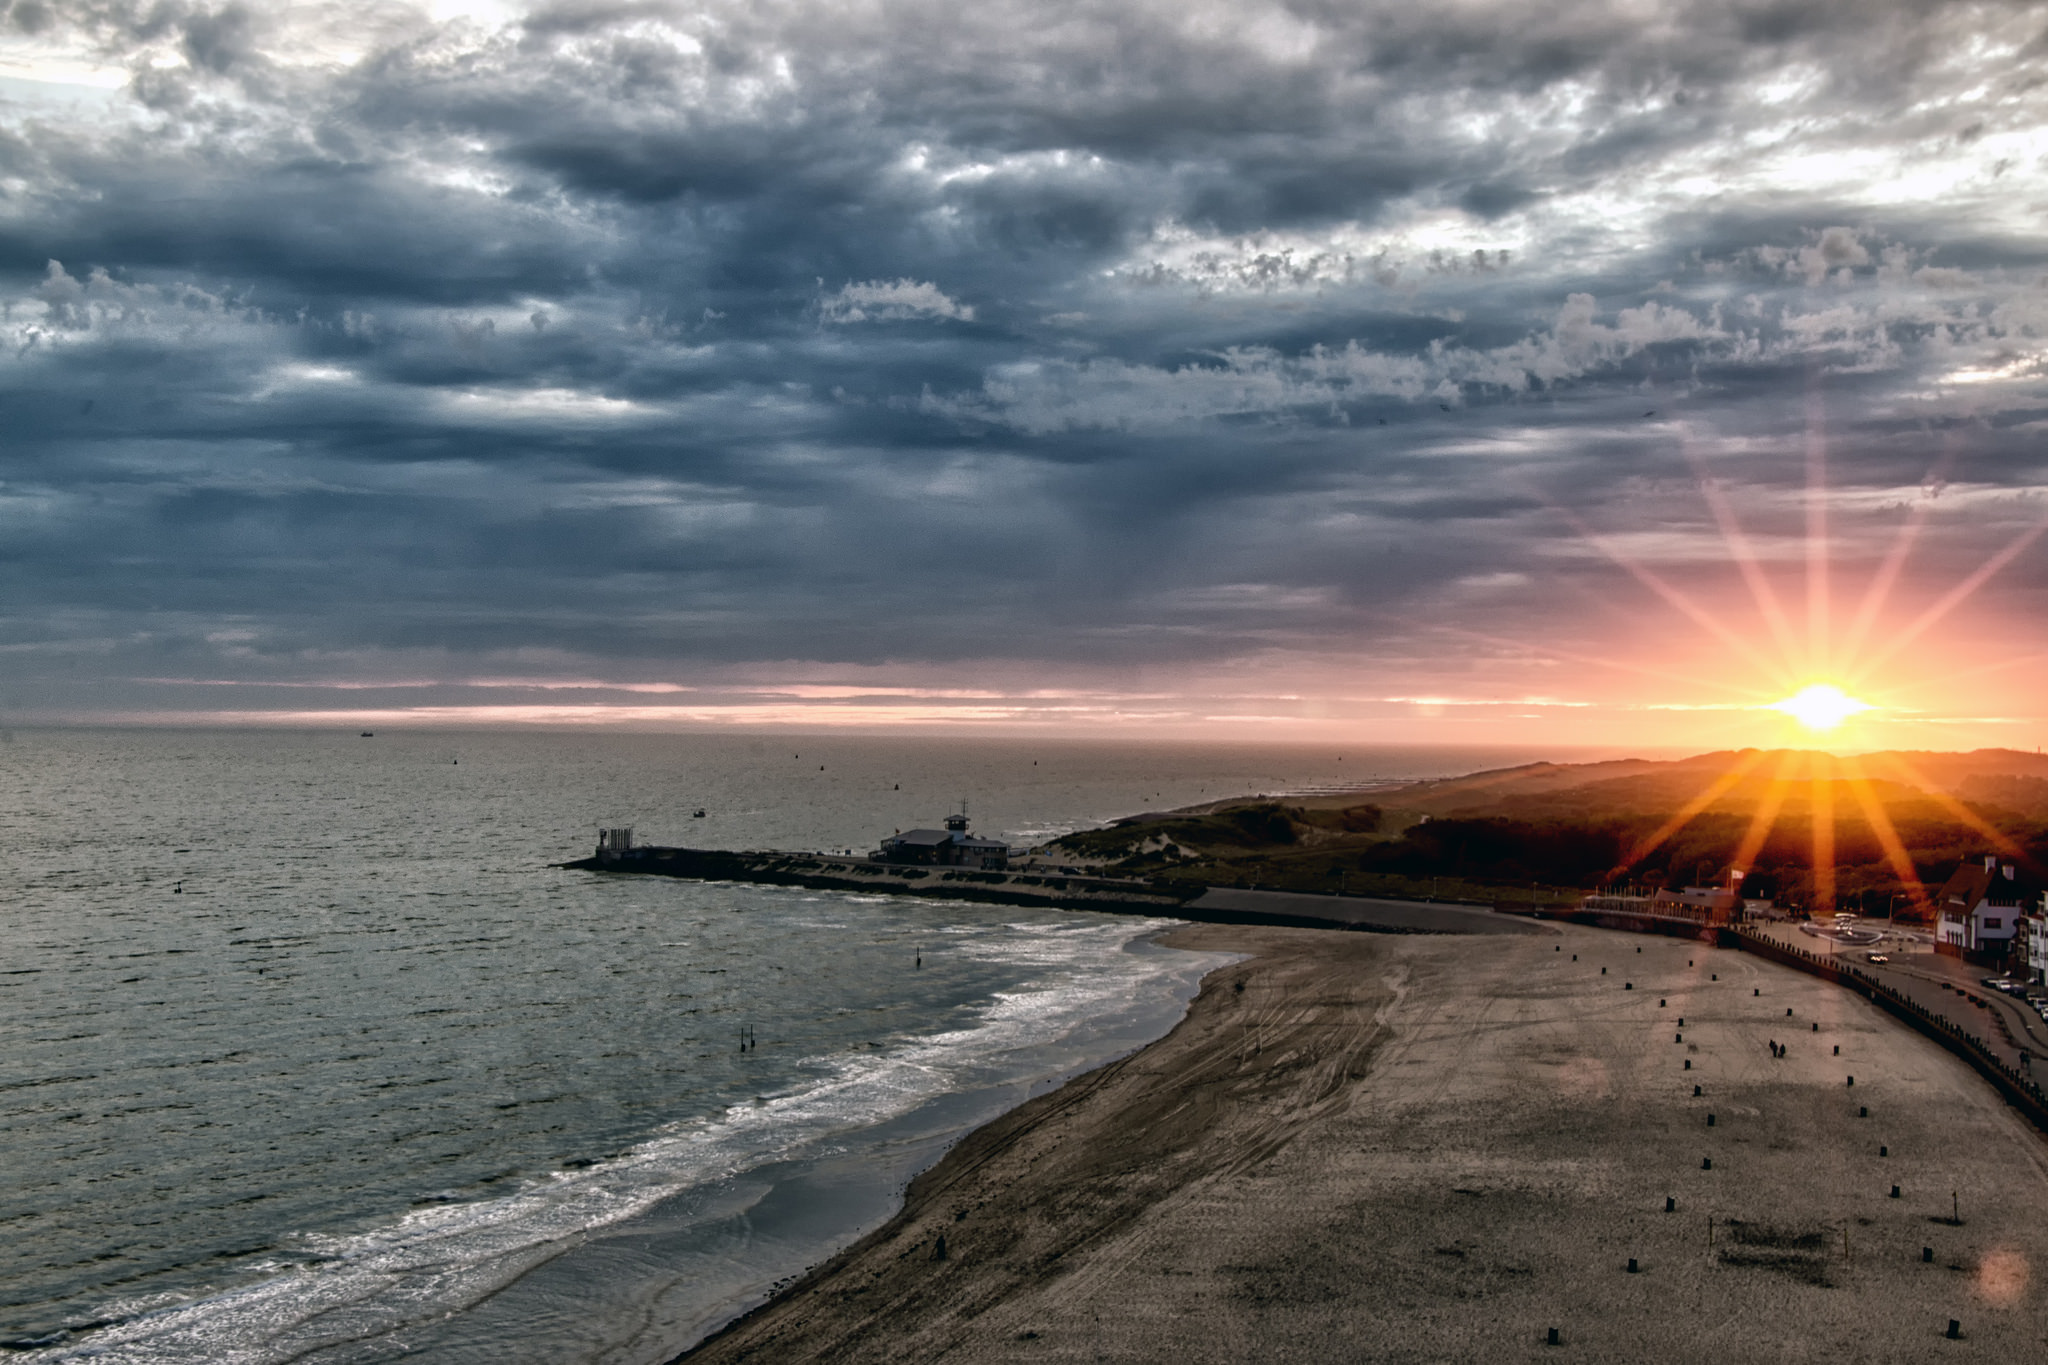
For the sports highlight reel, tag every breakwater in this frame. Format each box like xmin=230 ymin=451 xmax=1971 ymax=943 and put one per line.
xmin=564 ymin=846 xmax=1203 ymax=917
xmin=563 ymin=848 xmax=1551 ymax=935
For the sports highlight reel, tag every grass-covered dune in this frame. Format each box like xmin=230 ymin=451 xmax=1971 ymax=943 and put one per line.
xmin=1047 ymin=748 xmax=2048 ymax=915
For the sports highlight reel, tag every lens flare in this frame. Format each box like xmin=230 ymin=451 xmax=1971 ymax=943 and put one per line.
xmin=1768 ymin=683 xmax=1872 ymax=732
xmin=1566 ymin=398 xmax=2043 ymax=919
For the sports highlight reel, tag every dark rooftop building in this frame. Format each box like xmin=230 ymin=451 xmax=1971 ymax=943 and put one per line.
xmin=877 ymin=813 xmax=1010 ymax=869
xmin=1933 ymin=855 xmax=2037 ymax=964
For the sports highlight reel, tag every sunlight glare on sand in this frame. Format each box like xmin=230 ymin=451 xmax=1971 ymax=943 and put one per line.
xmin=1978 ymin=1247 xmax=2030 ymax=1308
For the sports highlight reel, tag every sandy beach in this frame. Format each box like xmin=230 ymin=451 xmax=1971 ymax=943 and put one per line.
xmin=682 ymin=921 xmax=2048 ymax=1362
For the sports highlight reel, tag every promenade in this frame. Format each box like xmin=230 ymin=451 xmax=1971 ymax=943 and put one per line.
xmin=1734 ymin=922 xmax=2048 ymax=1137
xmin=1748 ymin=923 xmax=2048 ymax=1089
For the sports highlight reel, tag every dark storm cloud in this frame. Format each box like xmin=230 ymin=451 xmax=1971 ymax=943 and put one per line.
xmin=0 ymin=0 xmax=2046 ymax=721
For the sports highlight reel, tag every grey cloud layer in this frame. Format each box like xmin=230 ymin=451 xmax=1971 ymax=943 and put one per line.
xmin=0 ymin=0 xmax=2044 ymax=714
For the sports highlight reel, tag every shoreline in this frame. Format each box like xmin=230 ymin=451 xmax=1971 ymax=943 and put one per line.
xmin=315 ymin=919 xmax=1236 ymax=1365
xmin=678 ymin=920 xmax=2048 ymax=1362
xmin=671 ymin=922 xmax=1356 ymax=1363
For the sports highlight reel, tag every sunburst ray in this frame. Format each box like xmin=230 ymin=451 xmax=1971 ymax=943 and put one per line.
xmin=1729 ymin=749 xmax=1802 ymax=875
xmin=1548 ymin=504 xmax=1793 ymax=689
xmin=1841 ymin=771 xmax=1931 ymax=919
xmin=1837 ymin=435 xmax=1963 ymax=667
xmin=1533 ymin=400 xmax=2041 ymax=924
xmin=1805 ymin=392 xmax=1832 ymax=678
xmin=1607 ymin=748 xmax=1774 ymax=882
xmin=1405 ymin=615 xmax=1775 ymax=705
xmin=1685 ymin=439 xmax=1803 ymax=674
xmin=1867 ymin=751 xmax=2034 ymax=870
xmin=1892 ymin=648 xmax=2048 ymax=696
xmin=1849 ymin=512 xmax=2048 ymax=688
xmin=1809 ymin=753 xmax=1837 ymax=915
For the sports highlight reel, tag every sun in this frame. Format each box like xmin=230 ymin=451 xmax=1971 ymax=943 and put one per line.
xmin=1537 ymin=392 xmax=2048 ymax=920
xmin=1768 ymin=682 xmax=1873 ymax=732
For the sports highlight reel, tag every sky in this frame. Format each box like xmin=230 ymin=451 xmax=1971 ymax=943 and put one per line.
xmin=1 ymin=0 xmax=2045 ymax=750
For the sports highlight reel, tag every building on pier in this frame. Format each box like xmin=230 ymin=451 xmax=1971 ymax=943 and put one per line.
xmin=875 ymin=812 xmax=1011 ymax=869
xmin=1578 ymin=883 xmax=1746 ymax=929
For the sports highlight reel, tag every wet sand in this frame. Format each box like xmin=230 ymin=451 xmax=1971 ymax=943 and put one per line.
xmin=681 ymin=923 xmax=2048 ymax=1362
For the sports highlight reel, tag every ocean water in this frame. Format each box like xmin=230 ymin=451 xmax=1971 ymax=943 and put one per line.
xmin=0 ymin=729 xmax=1549 ymax=1362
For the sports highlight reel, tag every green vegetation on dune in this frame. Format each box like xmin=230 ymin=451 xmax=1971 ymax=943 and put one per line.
xmin=1051 ymin=801 xmax=1380 ymax=862
xmin=1050 ymin=803 xmax=1586 ymax=907
xmin=1048 ymin=749 xmax=2048 ymax=915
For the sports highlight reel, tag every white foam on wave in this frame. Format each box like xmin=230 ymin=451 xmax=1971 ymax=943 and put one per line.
xmin=31 ymin=918 xmax=1229 ymax=1364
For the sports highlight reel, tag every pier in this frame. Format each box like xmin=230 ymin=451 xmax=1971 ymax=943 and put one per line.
xmin=565 ymin=845 xmax=1552 ymax=935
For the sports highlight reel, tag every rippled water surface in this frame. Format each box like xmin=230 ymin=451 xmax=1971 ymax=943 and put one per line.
xmin=0 ymin=729 xmax=1541 ymax=1361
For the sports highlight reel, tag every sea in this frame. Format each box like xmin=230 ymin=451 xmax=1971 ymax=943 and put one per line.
xmin=0 ymin=728 xmax=1556 ymax=1362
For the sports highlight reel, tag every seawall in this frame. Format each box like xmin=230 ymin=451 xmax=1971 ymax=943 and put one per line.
xmin=563 ymin=848 xmax=1549 ymax=935
xmin=564 ymin=847 xmax=1203 ymax=918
